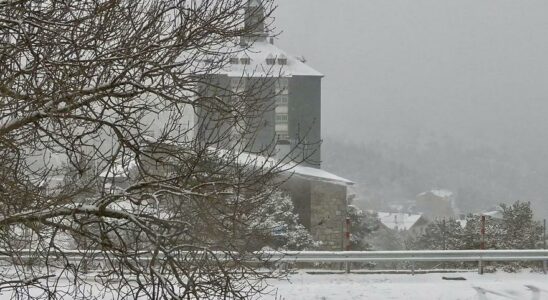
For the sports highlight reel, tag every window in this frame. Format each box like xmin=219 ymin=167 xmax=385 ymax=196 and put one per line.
xmin=276 ymin=95 xmax=289 ymax=105
xmin=240 ymin=56 xmax=251 ymax=65
xmin=229 ymin=56 xmax=239 ymax=64
xmin=275 ymin=114 xmax=288 ymax=123
xmin=266 ymin=54 xmax=276 ymax=65
xmin=277 ymin=54 xmax=288 ymax=65
xmin=277 ymin=132 xmax=290 ymax=141
xmin=276 ymin=78 xmax=289 ymax=94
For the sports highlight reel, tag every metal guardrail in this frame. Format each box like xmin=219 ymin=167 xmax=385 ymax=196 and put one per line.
xmin=266 ymin=250 xmax=548 ymax=275
xmin=1 ymin=249 xmax=547 ymax=275
xmin=266 ymin=250 xmax=548 ymax=262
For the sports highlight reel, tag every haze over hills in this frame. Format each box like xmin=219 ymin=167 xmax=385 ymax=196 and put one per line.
xmin=322 ymin=134 xmax=548 ymax=220
xmin=273 ymin=0 xmax=548 ymax=219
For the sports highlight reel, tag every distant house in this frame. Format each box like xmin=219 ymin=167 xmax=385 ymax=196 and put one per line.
xmin=377 ymin=212 xmax=429 ymax=237
xmin=416 ymin=189 xmax=457 ymax=219
xmin=478 ymin=209 xmax=503 ymax=219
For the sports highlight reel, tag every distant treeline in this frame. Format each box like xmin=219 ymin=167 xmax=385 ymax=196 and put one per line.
xmin=322 ymin=135 xmax=548 ymax=219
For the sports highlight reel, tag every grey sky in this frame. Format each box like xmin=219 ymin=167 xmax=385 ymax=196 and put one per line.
xmin=274 ymin=0 xmax=548 ymax=156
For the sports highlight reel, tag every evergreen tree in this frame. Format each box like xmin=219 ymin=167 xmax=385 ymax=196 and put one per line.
xmin=461 ymin=214 xmax=504 ymax=250
xmin=347 ymin=205 xmax=380 ymax=250
xmin=250 ymin=192 xmax=315 ymax=251
xmin=407 ymin=219 xmax=464 ymax=250
xmin=499 ymin=201 xmax=543 ymax=249
xmin=461 ymin=201 xmax=542 ymax=250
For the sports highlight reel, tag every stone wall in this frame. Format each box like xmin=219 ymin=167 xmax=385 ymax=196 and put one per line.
xmin=309 ymin=181 xmax=348 ymax=250
xmin=283 ymin=177 xmax=348 ymax=250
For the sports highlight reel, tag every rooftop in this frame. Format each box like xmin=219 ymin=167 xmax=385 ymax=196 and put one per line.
xmin=377 ymin=212 xmax=424 ymax=231
xmin=98 ymin=143 xmax=353 ymax=186
xmin=217 ymin=41 xmax=323 ymax=78
xmin=418 ymin=189 xmax=454 ymax=198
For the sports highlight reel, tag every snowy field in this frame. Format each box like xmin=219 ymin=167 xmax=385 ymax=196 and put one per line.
xmin=264 ymin=271 xmax=548 ymax=300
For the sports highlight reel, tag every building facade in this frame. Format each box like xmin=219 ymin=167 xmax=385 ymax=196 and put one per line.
xmin=196 ymin=0 xmax=323 ymax=168
xmin=193 ymin=0 xmax=354 ymax=249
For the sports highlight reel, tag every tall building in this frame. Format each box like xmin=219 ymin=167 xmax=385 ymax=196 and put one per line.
xmin=196 ymin=0 xmax=323 ymax=168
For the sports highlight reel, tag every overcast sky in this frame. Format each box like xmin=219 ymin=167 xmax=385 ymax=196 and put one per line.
xmin=273 ymin=0 xmax=548 ymax=157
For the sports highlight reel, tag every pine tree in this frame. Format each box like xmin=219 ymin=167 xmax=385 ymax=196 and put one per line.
xmin=461 ymin=213 xmax=504 ymax=250
xmin=407 ymin=219 xmax=464 ymax=250
xmin=249 ymin=191 xmax=316 ymax=251
xmin=499 ymin=201 xmax=543 ymax=249
xmin=347 ymin=205 xmax=380 ymax=250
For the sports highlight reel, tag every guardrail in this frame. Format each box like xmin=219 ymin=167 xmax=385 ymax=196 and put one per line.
xmin=266 ymin=250 xmax=548 ymax=275
xmin=267 ymin=250 xmax=548 ymax=262
xmin=1 ymin=249 xmax=547 ymax=275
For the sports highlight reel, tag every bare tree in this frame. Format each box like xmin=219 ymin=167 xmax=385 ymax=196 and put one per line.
xmin=0 ymin=0 xmax=309 ymax=299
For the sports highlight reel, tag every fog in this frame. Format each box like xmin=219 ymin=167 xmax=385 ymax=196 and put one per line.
xmin=274 ymin=0 xmax=548 ymax=217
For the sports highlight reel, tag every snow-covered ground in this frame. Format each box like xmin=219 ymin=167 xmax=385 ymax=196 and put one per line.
xmin=264 ymin=271 xmax=548 ymax=300
xmin=1 ymin=270 xmax=546 ymax=299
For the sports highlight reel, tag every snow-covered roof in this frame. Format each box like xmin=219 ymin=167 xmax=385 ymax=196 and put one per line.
xmin=377 ymin=212 xmax=424 ymax=231
xmin=291 ymin=165 xmax=354 ymax=186
xmin=479 ymin=210 xmax=503 ymax=219
xmin=217 ymin=41 xmax=323 ymax=77
xmin=98 ymin=144 xmax=353 ymax=186
xmin=418 ymin=189 xmax=453 ymax=198
xmin=99 ymin=159 xmax=137 ymax=179
xmin=216 ymin=148 xmax=353 ymax=185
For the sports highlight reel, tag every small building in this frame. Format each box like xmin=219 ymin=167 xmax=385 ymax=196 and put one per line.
xmin=225 ymin=150 xmax=354 ymax=250
xmin=377 ymin=212 xmax=429 ymax=237
xmin=282 ymin=165 xmax=353 ymax=250
xmin=416 ymin=189 xmax=457 ymax=219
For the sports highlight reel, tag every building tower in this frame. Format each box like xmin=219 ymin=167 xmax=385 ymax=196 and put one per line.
xmin=197 ymin=0 xmax=323 ymax=168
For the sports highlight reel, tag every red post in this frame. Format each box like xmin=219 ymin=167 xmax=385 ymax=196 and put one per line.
xmin=479 ymin=215 xmax=486 ymax=275
xmin=480 ymin=215 xmax=486 ymax=250
xmin=345 ymin=217 xmax=351 ymax=273
xmin=345 ymin=217 xmax=351 ymax=251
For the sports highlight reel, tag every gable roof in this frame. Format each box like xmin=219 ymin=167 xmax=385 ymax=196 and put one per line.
xmin=218 ymin=41 xmax=323 ymax=78
xmin=377 ymin=212 xmax=424 ymax=231
xmin=418 ymin=189 xmax=453 ymax=198
xmin=216 ymin=148 xmax=353 ymax=185
xmin=98 ymin=144 xmax=353 ymax=186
